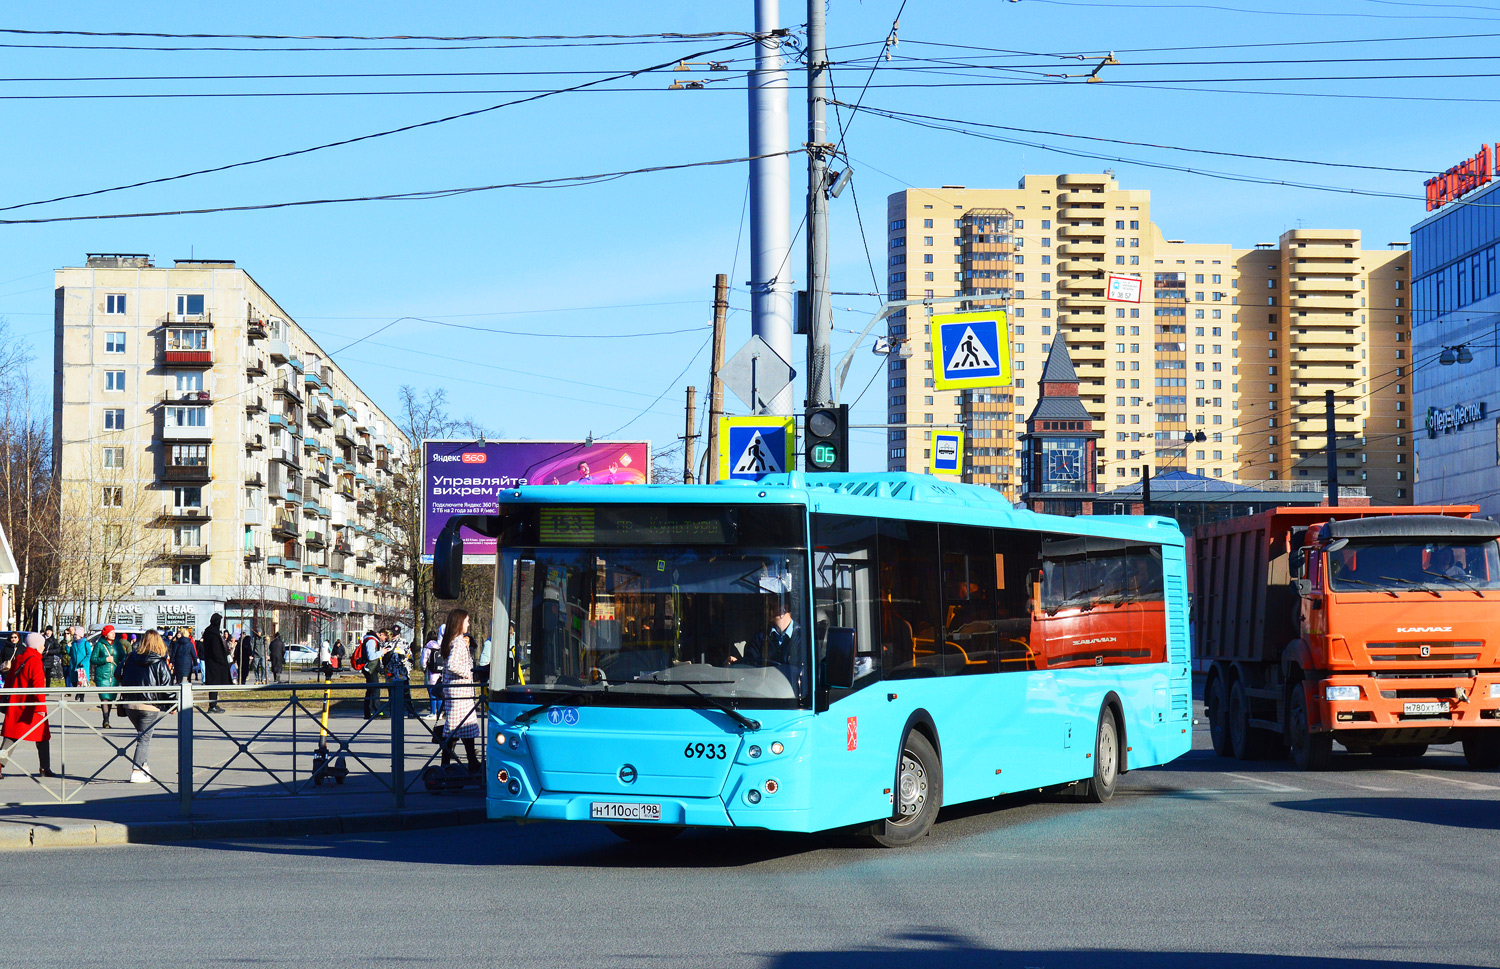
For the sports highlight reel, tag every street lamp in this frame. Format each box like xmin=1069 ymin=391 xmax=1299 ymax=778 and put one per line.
xmin=1440 ymin=344 xmax=1474 ymax=365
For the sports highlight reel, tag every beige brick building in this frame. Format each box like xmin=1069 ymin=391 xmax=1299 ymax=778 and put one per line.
xmin=51 ymin=255 xmax=410 ymax=643
xmin=885 ymin=175 xmax=1413 ymax=503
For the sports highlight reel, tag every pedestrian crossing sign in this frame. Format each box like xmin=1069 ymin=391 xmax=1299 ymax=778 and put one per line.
xmin=719 ymin=415 xmax=796 ymax=481
xmin=930 ymin=429 xmax=964 ymax=476
xmin=931 ymin=311 xmax=1010 ymax=390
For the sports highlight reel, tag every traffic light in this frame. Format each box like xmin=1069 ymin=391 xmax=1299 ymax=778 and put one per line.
xmin=804 ymin=404 xmax=849 ymax=472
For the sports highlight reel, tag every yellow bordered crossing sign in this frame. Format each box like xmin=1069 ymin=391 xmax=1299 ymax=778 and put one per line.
xmin=931 ymin=310 xmax=1011 ymax=390
xmin=718 ymin=415 xmax=797 ymax=481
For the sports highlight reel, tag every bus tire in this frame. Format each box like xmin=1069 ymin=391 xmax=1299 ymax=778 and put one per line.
xmin=1462 ymin=732 xmax=1500 ymax=769
xmin=1207 ymin=675 xmax=1233 ymax=757
xmin=1081 ymin=708 xmax=1120 ymax=803
xmin=606 ymin=824 xmax=684 ymax=844
xmin=1287 ymin=685 xmax=1332 ymax=771
xmin=863 ymin=731 xmax=942 ymax=848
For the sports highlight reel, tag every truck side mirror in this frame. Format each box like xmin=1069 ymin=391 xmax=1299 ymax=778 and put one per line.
xmin=1292 ymin=578 xmax=1312 ymax=597
xmin=824 ymin=627 xmax=856 ymax=690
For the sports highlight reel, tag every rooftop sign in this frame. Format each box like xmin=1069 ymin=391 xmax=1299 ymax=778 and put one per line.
xmin=1425 ymin=144 xmax=1494 ymax=212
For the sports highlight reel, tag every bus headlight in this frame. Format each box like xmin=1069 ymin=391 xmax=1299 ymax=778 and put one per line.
xmin=770 ymin=742 xmax=785 ymax=755
xmin=1325 ymin=685 xmax=1360 ymax=702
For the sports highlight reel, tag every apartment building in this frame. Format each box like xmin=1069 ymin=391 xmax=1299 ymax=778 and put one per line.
xmin=51 ymin=255 xmax=411 ymax=643
xmin=885 ymin=175 xmax=1413 ymax=504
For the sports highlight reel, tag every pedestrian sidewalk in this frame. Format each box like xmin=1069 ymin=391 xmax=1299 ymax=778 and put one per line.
xmin=0 ymin=696 xmax=488 ymax=851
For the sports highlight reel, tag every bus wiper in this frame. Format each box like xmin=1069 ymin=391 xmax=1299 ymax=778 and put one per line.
xmin=1334 ymin=575 xmax=1398 ymax=597
xmin=1424 ymin=568 xmax=1483 ymax=597
xmin=513 ymin=690 xmax=598 ymax=725
xmin=642 ymin=674 xmax=761 ymax=731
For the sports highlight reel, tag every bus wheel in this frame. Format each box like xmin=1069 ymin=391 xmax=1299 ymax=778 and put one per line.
xmin=1207 ymin=676 xmax=1233 ymax=757
xmin=1081 ymin=709 xmax=1120 ymax=803
xmin=1287 ymin=685 xmax=1332 ymax=771
xmin=864 ymin=731 xmax=943 ymax=848
xmin=607 ymin=824 xmax=684 ymax=844
xmin=1461 ymin=732 xmax=1500 ymax=769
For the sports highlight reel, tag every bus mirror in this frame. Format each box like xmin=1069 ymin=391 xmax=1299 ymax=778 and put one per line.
xmin=434 ymin=521 xmax=465 ymax=601
xmin=825 ymin=627 xmax=856 ymax=690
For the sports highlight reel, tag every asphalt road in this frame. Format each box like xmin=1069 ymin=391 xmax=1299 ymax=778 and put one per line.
xmin=5 ymin=712 xmax=1499 ymax=969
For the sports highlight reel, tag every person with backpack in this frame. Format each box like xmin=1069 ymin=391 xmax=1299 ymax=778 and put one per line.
xmin=354 ymin=629 xmax=388 ymax=719
xmin=420 ymin=628 xmax=443 ymax=719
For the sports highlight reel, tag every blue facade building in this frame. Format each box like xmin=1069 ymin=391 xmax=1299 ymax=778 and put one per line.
xmin=1412 ymin=175 xmax=1500 ymax=517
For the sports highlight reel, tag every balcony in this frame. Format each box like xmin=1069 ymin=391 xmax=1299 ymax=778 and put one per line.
xmin=160 ymin=503 xmax=210 ymax=522
xmin=1057 ymin=241 xmax=1105 ymax=258
xmin=244 ymin=504 xmax=264 ymax=525
xmin=245 ymin=470 xmax=265 ymax=489
xmin=357 ymin=444 xmax=373 ymax=464
xmin=162 ymin=417 xmax=212 ymax=442
xmin=356 ymin=497 xmax=375 ymax=515
xmin=164 ymin=348 xmax=213 ymax=368
xmin=355 ymin=550 xmax=374 ymax=566
xmin=288 ymin=356 xmax=304 ymax=373
xmin=272 ymin=378 xmax=303 ymax=405
xmin=270 ymin=446 xmax=301 ymax=470
xmin=1057 ymin=173 xmax=1110 ymax=188
xmin=244 ymin=547 xmax=263 ymax=563
xmin=376 ymin=458 xmax=390 ymax=473
xmin=305 ymin=530 xmax=327 ymax=551
xmin=163 ymin=542 xmax=210 ymax=560
xmin=313 ymin=468 xmax=331 ymax=487
xmin=309 ymin=402 xmax=331 ymax=429
xmin=1057 ymin=276 xmax=1105 ymax=293
xmin=247 ymin=318 xmax=268 ymax=341
xmin=1058 ymin=206 xmax=1105 ymax=221
xmin=304 ymin=371 xmax=323 ymax=392
xmin=266 ymin=339 xmax=289 ymax=362
xmin=335 ymin=421 xmax=355 ymax=447
xmin=163 ymin=461 xmax=211 ymax=483
xmin=332 ymin=398 xmax=348 ymax=416
xmin=245 ymin=434 xmax=266 ymax=453
xmin=271 ymin=516 xmax=299 ymax=542
xmin=245 ymin=353 xmax=266 ymax=376
xmin=1290 ymin=277 xmax=1359 ymax=294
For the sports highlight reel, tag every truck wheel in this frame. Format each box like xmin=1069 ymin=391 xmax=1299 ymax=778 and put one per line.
xmin=1207 ymin=676 xmax=1233 ymax=757
xmin=1287 ymin=684 xmax=1332 ymax=771
xmin=1461 ymin=732 xmax=1500 ymax=769
xmin=861 ymin=731 xmax=943 ymax=848
xmin=1228 ymin=680 xmax=1259 ymax=761
xmin=1080 ymin=708 xmax=1120 ymax=803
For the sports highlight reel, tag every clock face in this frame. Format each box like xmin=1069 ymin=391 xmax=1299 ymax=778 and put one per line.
xmin=1046 ymin=448 xmax=1083 ymax=481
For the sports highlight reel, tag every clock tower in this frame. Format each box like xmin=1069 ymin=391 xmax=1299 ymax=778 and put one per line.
xmin=1020 ymin=334 xmax=1104 ymax=515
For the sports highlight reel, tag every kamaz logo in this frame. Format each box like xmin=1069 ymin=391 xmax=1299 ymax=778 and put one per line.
xmin=1073 ymin=636 xmax=1118 ymax=646
xmin=1397 ymin=626 xmax=1452 ymax=633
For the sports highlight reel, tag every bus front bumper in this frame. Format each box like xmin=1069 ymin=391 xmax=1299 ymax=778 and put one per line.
xmin=489 ymin=792 xmax=813 ymax=831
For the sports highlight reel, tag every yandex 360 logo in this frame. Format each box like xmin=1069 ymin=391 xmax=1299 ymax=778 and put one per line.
xmin=460 ymin=452 xmax=487 ymax=464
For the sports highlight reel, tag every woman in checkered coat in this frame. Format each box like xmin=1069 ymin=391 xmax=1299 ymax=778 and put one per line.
xmin=440 ymin=609 xmax=481 ymax=772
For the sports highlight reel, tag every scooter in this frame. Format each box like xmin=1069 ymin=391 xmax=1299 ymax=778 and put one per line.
xmin=309 ymin=663 xmax=348 ymax=786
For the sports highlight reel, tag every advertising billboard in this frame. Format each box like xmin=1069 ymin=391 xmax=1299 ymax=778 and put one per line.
xmin=420 ymin=439 xmax=650 ymax=563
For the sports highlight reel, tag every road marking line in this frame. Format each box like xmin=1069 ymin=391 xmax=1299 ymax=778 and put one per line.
xmin=1407 ymin=770 xmax=1499 ymax=791
xmin=1323 ymin=778 xmax=1397 ymax=792
xmin=1221 ymin=771 xmax=1302 ymax=792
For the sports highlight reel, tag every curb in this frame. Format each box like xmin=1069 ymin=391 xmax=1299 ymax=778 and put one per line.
xmin=0 ymin=806 xmax=488 ymax=851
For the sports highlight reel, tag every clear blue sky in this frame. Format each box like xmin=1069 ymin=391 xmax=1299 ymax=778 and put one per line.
xmin=0 ymin=1 xmax=1491 ymax=471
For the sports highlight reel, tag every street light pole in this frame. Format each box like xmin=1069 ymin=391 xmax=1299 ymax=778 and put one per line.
xmin=748 ymin=0 xmax=795 ymax=416
xmin=805 ymin=0 xmax=832 ymax=408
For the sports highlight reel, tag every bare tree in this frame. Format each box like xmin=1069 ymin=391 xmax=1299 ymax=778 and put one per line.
xmin=0 ymin=319 xmax=58 ymax=629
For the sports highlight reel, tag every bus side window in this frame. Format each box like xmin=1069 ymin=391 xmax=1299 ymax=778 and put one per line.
xmin=811 ymin=514 xmax=882 ymax=691
xmin=879 ymin=519 xmax=942 ymax=679
xmin=939 ymin=524 xmax=999 ymax=675
xmin=993 ymin=529 xmax=1040 ymax=669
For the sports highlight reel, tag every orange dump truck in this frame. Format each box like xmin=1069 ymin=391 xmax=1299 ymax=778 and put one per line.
xmin=1193 ymin=506 xmax=1500 ymax=770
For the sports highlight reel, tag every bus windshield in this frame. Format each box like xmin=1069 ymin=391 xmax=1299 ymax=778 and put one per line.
xmin=1327 ymin=540 xmax=1500 ymax=593
xmin=501 ymin=528 xmax=810 ymax=707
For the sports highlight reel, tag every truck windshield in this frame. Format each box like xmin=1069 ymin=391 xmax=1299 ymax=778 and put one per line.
xmin=1327 ymin=540 xmax=1500 ymax=593
xmin=501 ymin=543 xmax=810 ymax=707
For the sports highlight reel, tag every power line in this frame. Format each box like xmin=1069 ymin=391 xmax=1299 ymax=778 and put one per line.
xmin=1012 ymin=0 xmax=1500 ymax=21
xmin=0 ymin=28 xmax=755 ymax=42
xmin=902 ymin=29 xmax=1500 ymax=56
xmin=0 ymin=149 xmax=804 ymax=225
xmin=0 ymin=37 xmax=755 ymax=214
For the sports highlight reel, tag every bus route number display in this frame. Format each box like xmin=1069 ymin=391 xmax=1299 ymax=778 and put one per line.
xmin=538 ymin=506 xmax=736 ymax=545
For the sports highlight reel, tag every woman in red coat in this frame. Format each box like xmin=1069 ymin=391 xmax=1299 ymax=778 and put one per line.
xmin=2 ymin=632 xmax=55 ymax=777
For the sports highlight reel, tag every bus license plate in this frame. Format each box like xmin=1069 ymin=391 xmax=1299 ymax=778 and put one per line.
xmin=1404 ymin=701 xmax=1446 ymax=716
xmin=591 ymin=801 xmax=662 ymax=821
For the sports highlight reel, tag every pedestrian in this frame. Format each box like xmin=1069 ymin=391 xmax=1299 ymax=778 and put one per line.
xmin=0 ymin=630 xmax=20 ymax=673
xmin=169 ymin=627 xmax=197 ymax=684
xmin=358 ymin=628 xmax=389 ymax=719
xmin=41 ymin=627 xmax=61 ymax=687
xmin=117 ymin=630 xmax=175 ymax=784
xmin=438 ymin=609 xmax=481 ymax=773
xmin=200 ymin=614 xmax=231 ymax=714
xmin=420 ymin=628 xmax=443 ymax=719
xmin=233 ymin=629 xmax=253 ymax=685
xmin=250 ymin=629 xmax=267 ymax=684
xmin=330 ymin=638 xmax=345 ymax=670
xmin=1 ymin=632 xmax=55 ymax=778
xmin=381 ymin=628 xmax=413 ymax=718
xmin=91 ymin=625 xmax=122 ymax=729
xmin=317 ymin=638 xmax=330 ymax=668
xmin=268 ymin=627 xmax=285 ymax=683
xmin=67 ymin=627 xmax=91 ymax=700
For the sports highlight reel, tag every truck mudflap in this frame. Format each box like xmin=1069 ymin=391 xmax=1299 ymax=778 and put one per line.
xmin=1312 ymin=672 xmax=1500 ymax=735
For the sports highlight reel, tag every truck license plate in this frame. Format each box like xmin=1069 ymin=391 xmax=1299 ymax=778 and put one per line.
xmin=1404 ymin=701 xmax=1446 ymax=716
xmin=591 ymin=801 xmax=662 ymax=821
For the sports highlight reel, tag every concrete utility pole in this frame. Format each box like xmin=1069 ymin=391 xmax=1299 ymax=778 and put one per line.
xmin=705 ymin=274 xmax=730 ymax=482
xmin=804 ymin=0 xmax=833 ymax=407
xmin=1325 ymin=389 xmax=1339 ymax=507
xmin=682 ymin=386 xmax=697 ymax=484
xmin=748 ymin=0 xmax=795 ymax=415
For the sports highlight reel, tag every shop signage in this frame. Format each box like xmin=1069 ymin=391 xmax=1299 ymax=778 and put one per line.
xmin=1425 ymin=144 xmax=1494 ymax=211
xmin=1426 ymin=400 xmax=1488 ymax=438
xmin=156 ymin=606 xmax=198 ymax=628
xmin=108 ymin=607 xmax=143 ymax=627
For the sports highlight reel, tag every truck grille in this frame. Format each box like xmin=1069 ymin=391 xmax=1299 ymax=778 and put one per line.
xmin=1365 ymin=641 xmax=1481 ymax=662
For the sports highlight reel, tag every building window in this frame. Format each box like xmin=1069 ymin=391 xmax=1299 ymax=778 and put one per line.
xmin=923 ymin=218 xmax=933 ymax=228
xmin=924 ymin=254 xmax=933 ymax=264
xmin=173 ymin=563 xmax=203 ymax=585
xmin=105 ymin=331 xmax=126 ymax=354
xmin=176 ymin=294 xmax=206 ymax=317
xmin=106 ymin=293 xmax=127 ymax=314
xmin=103 ymin=408 xmax=125 ymax=430
xmin=166 ymin=406 xmax=207 ymax=428
xmin=102 ymin=486 xmax=123 ymax=508
xmin=173 ymin=486 xmax=203 ymax=510
xmin=1130 ymin=221 xmax=1139 ymax=230
xmin=105 ymin=370 xmax=125 ymax=392
xmin=102 ymin=446 xmax=125 ymax=469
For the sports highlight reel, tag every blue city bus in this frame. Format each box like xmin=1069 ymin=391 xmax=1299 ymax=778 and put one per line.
xmin=433 ymin=472 xmax=1192 ymax=846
